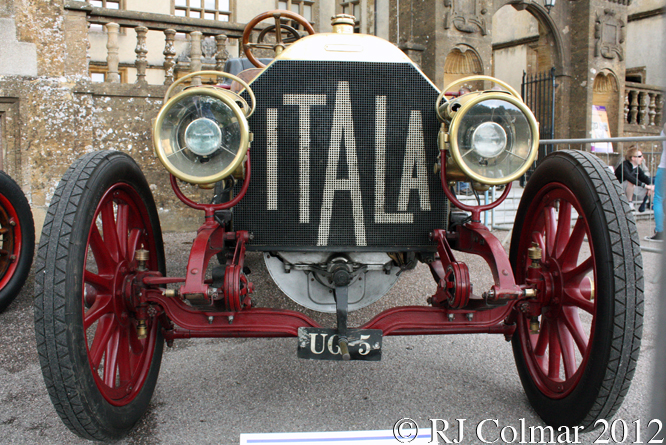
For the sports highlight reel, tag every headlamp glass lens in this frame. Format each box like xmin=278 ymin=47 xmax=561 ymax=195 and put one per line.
xmin=185 ymin=118 xmax=222 ymax=156
xmin=472 ymin=122 xmax=507 ymax=158
xmin=456 ymin=98 xmax=533 ymax=181
xmin=158 ymin=93 xmax=243 ymax=180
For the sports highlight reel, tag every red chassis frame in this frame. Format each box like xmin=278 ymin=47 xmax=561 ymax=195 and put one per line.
xmin=132 ymin=159 xmax=539 ymax=343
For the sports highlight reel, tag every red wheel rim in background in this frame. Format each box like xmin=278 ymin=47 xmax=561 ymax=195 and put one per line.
xmin=515 ymin=183 xmax=597 ymax=399
xmin=0 ymin=191 xmax=22 ymax=290
xmin=82 ymin=184 xmax=160 ymax=406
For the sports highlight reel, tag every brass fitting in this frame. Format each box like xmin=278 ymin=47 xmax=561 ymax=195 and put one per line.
xmin=524 ymin=288 xmax=538 ymax=298
xmin=331 ymin=14 xmax=355 ymax=33
xmin=528 ymin=242 xmax=542 ymax=268
xmin=135 ymin=249 xmax=149 ymax=271
xmin=137 ymin=320 xmax=148 ymax=340
xmin=529 ymin=316 xmax=540 ymax=335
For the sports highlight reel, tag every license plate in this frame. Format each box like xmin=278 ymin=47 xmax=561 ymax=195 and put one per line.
xmin=297 ymin=328 xmax=382 ymax=361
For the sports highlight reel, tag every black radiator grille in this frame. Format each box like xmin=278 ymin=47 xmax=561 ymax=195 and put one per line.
xmin=235 ymin=60 xmax=447 ymax=251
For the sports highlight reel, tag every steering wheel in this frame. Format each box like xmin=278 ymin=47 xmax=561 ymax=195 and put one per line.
xmin=242 ymin=10 xmax=315 ymax=68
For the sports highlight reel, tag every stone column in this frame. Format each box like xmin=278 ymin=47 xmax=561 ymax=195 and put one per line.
xmin=163 ymin=28 xmax=176 ymax=85
xmin=105 ymin=22 xmax=120 ymax=83
xmin=215 ymin=34 xmax=229 ymax=83
xmin=190 ymin=31 xmax=203 ymax=86
xmin=135 ymin=25 xmax=148 ymax=85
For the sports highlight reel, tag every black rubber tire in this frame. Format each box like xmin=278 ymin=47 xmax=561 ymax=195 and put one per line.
xmin=0 ymin=170 xmax=34 ymax=312
xmin=34 ymin=151 xmax=166 ymax=441
xmin=510 ymin=150 xmax=643 ymax=428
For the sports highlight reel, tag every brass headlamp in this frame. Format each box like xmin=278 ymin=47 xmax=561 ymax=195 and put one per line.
xmin=153 ymin=71 xmax=256 ymax=185
xmin=436 ymin=76 xmax=539 ymax=186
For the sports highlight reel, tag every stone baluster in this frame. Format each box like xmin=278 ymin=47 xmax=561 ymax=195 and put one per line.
xmin=624 ymin=90 xmax=630 ymax=124
xmin=105 ymin=22 xmax=120 ymax=83
xmin=648 ymin=92 xmax=657 ymax=126
xmin=215 ymin=34 xmax=229 ymax=74
xmin=629 ymin=89 xmax=639 ymax=125
xmin=135 ymin=26 xmax=148 ymax=85
xmin=638 ymin=91 xmax=650 ymax=125
xmin=190 ymin=31 xmax=203 ymax=86
xmin=163 ymin=29 xmax=177 ymax=85
xmin=656 ymin=94 xmax=663 ymax=127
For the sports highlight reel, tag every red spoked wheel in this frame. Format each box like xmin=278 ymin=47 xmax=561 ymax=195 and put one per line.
xmin=83 ymin=184 xmax=161 ymax=405
xmin=0 ymin=170 xmax=34 ymax=312
xmin=510 ymin=150 xmax=642 ymax=428
xmin=35 ymin=151 xmax=165 ymax=441
xmin=515 ymin=184 xmax=596 ymax=397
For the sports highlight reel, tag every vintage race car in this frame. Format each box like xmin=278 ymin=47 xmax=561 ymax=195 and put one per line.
xmin=0 ymin=170 xmax=34 ymax=313
xmin=34 ymin=10 xmax=643 ymax=441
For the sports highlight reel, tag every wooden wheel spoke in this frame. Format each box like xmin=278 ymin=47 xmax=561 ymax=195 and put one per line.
xmin=116 ymin=202 xmax=129 ymax=260
xmin=534 ymin=318 xmax=549 ymax=358
xmin=84 ymin=294 xmax=114 ymax=330
xmin=563 ymin=256 xmax=593 ymax=287
xmin=127 ymin=228 xmax=143 ymax=265
xmin=547 ymin=319 xmax=562 ymax=380
xmin=89 ymin=227 xmax=116 ymax=273
xmin=88 ymin=314 xmax=117 ymax=370
xmin=84 ymin=269 xmax=113 ymax=293
xmin=554 ymin=201 xmax=572 ymax=258
xmin=544 ymin=205 xmax=557 ymax=258
xmin=103 ymin=326 xmax=121 ymax=387
xmin=558 ymin=218 xmax=586 ymax=268
xmin=101 ymin=200 xmax=121 ymax=263
xmin=563 ymin=287 xmax=595 ymax=314
xmin=117 ymin=328 xmax=132 ymax=384
xmin=556 ymin=318 xmax=577 ymax=379
xmin=0 ymin=249 xmax=9 ymax=256
xmin=0 ymin=227 xmax=8 ymax=235
xmin=562 ymin=306 xmax=589 ymax=354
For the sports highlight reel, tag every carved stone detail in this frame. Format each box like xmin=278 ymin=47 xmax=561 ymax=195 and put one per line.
xmin=444 ymin=0 xmax=488 ymax=35
xmin=594 ymin=9 xmax=625 ymax=61
xmin=134 ymin=26 xmax=148 ymax=85
xmin=189 ymin=31 xmax=203 ymax=86
xmin=215 ymin=34 xmax=230 ymax=73
xmin=163 ymin=29 xmax=176 ymax=86
xmin=105 ymin=22 xmax=120 ymax=83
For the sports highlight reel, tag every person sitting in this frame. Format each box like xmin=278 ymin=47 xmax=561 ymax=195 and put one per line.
xmin=615 ymin=146 xmax=654 ymax=211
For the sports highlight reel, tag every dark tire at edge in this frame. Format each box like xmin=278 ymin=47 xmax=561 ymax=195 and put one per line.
xmin=33 ymin=151 xmax=165 ymax=441
xmin=510 ymin=150 xmax=643 ymax=428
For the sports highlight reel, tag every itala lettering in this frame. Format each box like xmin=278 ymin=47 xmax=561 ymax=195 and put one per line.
xmin=266 ymin=81 xmax=432 ymax=245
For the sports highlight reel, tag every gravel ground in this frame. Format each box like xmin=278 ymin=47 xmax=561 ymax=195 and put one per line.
xmin=0 ymin=220 xmax=662 ymax=444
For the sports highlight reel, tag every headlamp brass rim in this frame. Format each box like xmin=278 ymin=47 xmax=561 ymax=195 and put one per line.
xmin=447 ymin=92 xmax=539 ymax=186
xmin=164 ymin=70 xmax=257 ymax=118
xmin=436 ymin=75 xmax=522 ymax=122
xmin=153 ymin=87 xmax=250 ymax=185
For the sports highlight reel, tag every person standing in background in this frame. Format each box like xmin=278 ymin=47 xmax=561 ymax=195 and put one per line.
xmin=615 ymin=145 xmax=655 ymax=210
xmin=648 ymin=124 xmax=666 ymax=241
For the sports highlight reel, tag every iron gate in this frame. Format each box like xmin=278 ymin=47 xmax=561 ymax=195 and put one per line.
xmin=521 ymin=67 xmax=556 ymax=183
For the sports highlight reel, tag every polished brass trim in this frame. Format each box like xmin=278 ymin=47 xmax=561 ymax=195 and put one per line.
xmin=153 ymin=87 xmax=250 ymax=185
xmin=446 ymin=92 xmax=539 ymax=186
xmin=331 ymin=13 xmax=355 ymax=33
xmin=436 ymin=75 xmax=521 ymax=122
xmin=164 ymin=70 xmax=256 ymax=118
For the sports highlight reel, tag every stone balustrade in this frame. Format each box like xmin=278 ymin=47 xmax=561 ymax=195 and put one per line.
xmin=102 ymin=22 xmax=232 ymax=86
xmin=65 ymin=0 xmax=243 ymax=86
xmin=624 ymin=82 xmax=664 ymax=131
